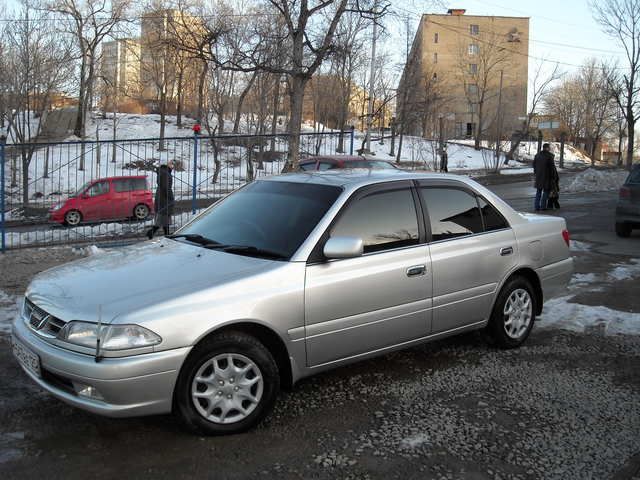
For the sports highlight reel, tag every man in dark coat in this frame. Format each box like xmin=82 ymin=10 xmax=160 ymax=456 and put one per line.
xmin=533 ymin=143 xmax=555 ymax=211
xmin=147 ymin=159 xmax=175 ymax=239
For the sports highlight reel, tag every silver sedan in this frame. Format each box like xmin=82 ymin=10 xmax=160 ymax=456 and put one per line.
xmin=11 ymin=171 xmax=573 ymax=435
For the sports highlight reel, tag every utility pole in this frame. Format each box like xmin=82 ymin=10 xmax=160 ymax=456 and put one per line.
xmin=495 ymin=70 xmax=504 ymax=168
xmin=365 ymin=0 xmax=378 ymax=154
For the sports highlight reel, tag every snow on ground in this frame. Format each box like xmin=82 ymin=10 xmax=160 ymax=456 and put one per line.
xmin=500 ymin=167 xmax=533 ymax=175
xmin=538 ymin=259 xmax=640 ymax=335
xmin=570 ymin=240 xmax=592 ymax=252
xmin=0 ymin=290 xmax=21 ymax=335
xmin=516 ymin=141 xmax=591 ymax=165
xmin=564 ymin=168 xmax=628 ymax=193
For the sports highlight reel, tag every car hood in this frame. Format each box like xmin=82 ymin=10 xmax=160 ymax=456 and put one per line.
xmin=26 ymin=239 xmax=279 ymax=324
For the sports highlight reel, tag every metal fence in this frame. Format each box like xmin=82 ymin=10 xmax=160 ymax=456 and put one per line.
xmin=0 ymin=130 xmax=354 ymax=251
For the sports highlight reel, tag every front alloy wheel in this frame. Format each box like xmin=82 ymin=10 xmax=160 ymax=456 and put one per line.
xmin=502 ymin=288 xmax=533 ymax=339
xmin=174 ymin=331 xmax=279 ymax=435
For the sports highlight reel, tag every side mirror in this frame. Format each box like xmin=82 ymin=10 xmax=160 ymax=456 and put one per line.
xmin=81 ymin=194 xmax=89 ymax=199
xmin=323 ymin=236 xmax=364 ymax=259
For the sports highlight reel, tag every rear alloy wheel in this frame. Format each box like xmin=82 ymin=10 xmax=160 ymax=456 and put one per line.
xmin=133 ymin=203 xmax=150 ymax=220
xmin=486 ymin=276 xmax=536 ymax=349
xmin=64 ymin=209 xmax=82 ymax=226
xmin=615 ymin=222 xmax=632 ymax=238
xmin=174 ymin=332 xmax=279 ymax=435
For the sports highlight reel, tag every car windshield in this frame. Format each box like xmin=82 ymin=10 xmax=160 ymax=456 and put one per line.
xmin=74 ymin=182 xmax=92 ymax=196
xmin=176 ymin=181 xmax=342 ymax=260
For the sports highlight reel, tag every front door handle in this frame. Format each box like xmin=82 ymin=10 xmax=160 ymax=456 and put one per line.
xmin=406 ymin=265 xmax=426 ymax=277
xmin=500 ymin=246 xmax=514 ymax=256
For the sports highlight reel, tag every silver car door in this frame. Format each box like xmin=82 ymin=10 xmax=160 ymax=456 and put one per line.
xmin=304 ymin=182 xmax=432 ymax=368
xmin=419 ymin=185 xmax=517 ymax=334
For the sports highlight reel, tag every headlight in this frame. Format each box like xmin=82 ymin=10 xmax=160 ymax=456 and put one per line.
xmin=58 ymin=321 xmax=162 ymax=350
xmin=50 ymin=203 xmax=64 ymax=211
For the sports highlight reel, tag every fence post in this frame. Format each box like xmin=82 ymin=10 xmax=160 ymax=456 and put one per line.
xmin=349 ymin=126 xmax=355 ymax=155
xmin=192 ymin=132 xmax=199 ymax=215
xmin=0 ymin=135 xmax=5 ymax=253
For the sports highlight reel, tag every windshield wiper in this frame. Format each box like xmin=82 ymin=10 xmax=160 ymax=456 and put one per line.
xmin=166 ymin=233 xmax=222 ymax=246
xmin=203 ymin=243 xmax=287 ymax=260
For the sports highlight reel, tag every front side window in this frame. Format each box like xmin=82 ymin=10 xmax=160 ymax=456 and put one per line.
xmin=331 ymin=189 xmax=419 ymax=254
xmin=178 ymin=181 xmax=342 ymax=259
xmin=88 ymin=181 xmax=109 ymax=197
xmin=421 ymin=188 xmax=483 ymax=241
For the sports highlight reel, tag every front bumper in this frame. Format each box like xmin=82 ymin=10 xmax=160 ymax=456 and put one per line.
xmin=48 ymin=210 xmax=65 ymax=224
xmin=536 ymin=257 xmax=574 ymax=302
xmin=11 ymin=316 xmax=191 ymax=418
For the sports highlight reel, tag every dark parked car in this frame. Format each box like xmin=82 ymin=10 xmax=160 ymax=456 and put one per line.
xmin=615 ymin=164 xmax=640 ymax=237
xmin=299 ymin=155 xmax=398 ymax=171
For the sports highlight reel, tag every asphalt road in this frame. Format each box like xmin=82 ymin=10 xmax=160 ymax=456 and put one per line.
xmin=0 ymin=185 xmax=639 ymax=480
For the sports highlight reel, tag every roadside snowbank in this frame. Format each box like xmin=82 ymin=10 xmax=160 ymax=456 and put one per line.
xmin=564 ymin=169 xmax=628 ymax=193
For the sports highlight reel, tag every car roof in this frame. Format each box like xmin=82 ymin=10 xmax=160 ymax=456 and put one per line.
xmin=95 ymin=175 xmax=148 ymax=181
xmin=300 ymin=155 xmax=392 ymax=164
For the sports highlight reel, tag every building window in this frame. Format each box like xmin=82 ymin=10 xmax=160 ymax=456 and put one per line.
xmin=468 ymin=84 xmax=478 ymax=96
xmin=433 ymin=72 xmax=438 ymax=80
xmin=470 ymin=24 xmax=479 ymax=35
xmin=468 ymin=43 xmax=479 ymax=55
xmin=468 ymin=102 xmax=478 ymax=113
xmin=466 ymin=122 xmax=476 ymax=137
xmin=433 ymin=52 xmax=438 ymax=63
xmin=469 ymin=63 xmax=478 ymax=74
xmin=434 ymin=32 xmax=439 ymax=43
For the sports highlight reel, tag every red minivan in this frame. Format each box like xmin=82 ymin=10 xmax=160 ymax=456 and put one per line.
xmin=49 ymin=176 xmax=154 ymax=226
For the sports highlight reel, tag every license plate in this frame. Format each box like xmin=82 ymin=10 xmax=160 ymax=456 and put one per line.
xmin=11 ymin=336 xmax=41 ymax=378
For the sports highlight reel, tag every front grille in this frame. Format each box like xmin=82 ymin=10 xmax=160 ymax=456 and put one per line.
xmin=24 ymin=298 xmax=67 ymax=337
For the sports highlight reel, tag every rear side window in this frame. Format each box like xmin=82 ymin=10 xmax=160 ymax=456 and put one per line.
xmin=421 ymin=188 xmax=483 ymax=241
xmin=114 ymin=179 xmax=131 ymax=192
xmin=299 ymin=162 xmax=316 ymax=171
xmin=478 ymin=197 xmax=509 ymax=231
xmin=628 ymin=167 xmax=640 ymax=184
xmin=331 ymin=189 xmax=419 ymax=253
xmin=318 ymin=162 xmax=335 ymax=171
xmin=132 ymin=178 xmax=147 ymax=190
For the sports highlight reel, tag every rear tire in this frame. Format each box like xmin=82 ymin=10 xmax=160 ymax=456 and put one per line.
xmin=133 ymin=203 xmax=150 ymax=220
xmin=174 ymin=331 xmax=280 ymax=435
xmin=486 ymin=276 xmax=536 ymax=349
xmin=64 ymin=209 xmax=82 ymax=226
xmin=615 ymin=222 xmax=632 ymax=238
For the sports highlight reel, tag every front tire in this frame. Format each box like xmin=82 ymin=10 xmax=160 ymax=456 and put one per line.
xmin=64 ymin=209 xmax=82 ymax=226
xmin=615 ymin=222 xmax=632 ymax=238
xmin=486 ymin=276 xmax=536 ymax=349
xmin=174 ymin=332 xmax=280 ymax=435
xmin=133 ymin=203 xmax=150 ymax=220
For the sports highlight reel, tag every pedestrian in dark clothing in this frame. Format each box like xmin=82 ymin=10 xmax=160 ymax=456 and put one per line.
xmin=547 ymin=163 xmax=561 ymax=209
xmin=533 ymin=143 xmax=555 ymax=211
xmin=147 ymin=159 xmax=174 ymax=239
xmin=440 ymin=146 xmax=448 ymax=172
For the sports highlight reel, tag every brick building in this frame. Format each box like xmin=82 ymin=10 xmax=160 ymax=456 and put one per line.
xmin=397 ymin=9 xmax=529 ymax=141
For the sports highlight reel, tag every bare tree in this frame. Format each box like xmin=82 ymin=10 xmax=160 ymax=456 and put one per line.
xmin=46 ymin=0 xmax=131 ymax=138
xmin=506 ymin=60 xmax=562 ymax=160
xmin=592 ymin=0 xmax=640 ymax=169
xmin=4 ymin=1 xmax=73 ymax=204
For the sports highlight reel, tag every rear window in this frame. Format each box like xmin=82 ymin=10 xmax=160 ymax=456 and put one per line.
xmin=627 ymin=167 xmax=640 ymax=184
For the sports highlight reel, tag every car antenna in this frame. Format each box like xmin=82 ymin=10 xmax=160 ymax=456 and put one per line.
xmin=95 ymin=304 xmax=103 ymax=363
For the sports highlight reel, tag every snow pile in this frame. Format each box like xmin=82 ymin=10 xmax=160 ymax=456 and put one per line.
xmin=516 ymin=142 xmax=591 ymax=165
xmin=564 ymin=168 xmax=628 ymax=193
xmin=0 ymin=290 xmax=21 ymax=335
xmin=538 ymin=259 xmax=640 ymax=335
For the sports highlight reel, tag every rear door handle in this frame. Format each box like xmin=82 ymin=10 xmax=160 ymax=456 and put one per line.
xmin=406 ymin=265 xmax=426 ymax=277
xmin=500 ymin=246 xmax=514 ymax=256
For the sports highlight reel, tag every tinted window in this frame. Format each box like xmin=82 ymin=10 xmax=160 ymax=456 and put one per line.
xmin=331 ymin=189 xmax=419 ymax=253
xmin=299 ymin=162 xmax=316 ymax=171
xmin=627 ymin=167 xmax=640 ymax=184
xmin=179 ymin=181 xmax=342 ymax=259
xmin=114 ymin=179 xmax=131 ymax=192
xmin=318 ymin=162 xmax=335 ymax=171
xmin=350 ymin=160 xmax=395 ymax=169
xmin=132 ymin=178 xmax=147 ymax=190
xmin=421 ymin=188 xmax=483 ymax=241
xmin=478 ymin=197 xmax=509 ymax=231
xmin=88 ymin=181 xmax=109 ymax=197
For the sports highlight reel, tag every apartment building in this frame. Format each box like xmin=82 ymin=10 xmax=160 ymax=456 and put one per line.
xmin=398 ymin=9 xmax=529 ymax=140
xmin=100 ymin=39 xmax=141 ymax=100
